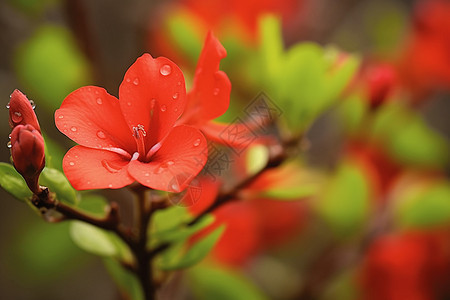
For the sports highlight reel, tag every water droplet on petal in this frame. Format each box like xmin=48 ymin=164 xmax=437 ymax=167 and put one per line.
xmin=71 ymin=126 xmax=77 ymax=132
xmin=177 ymin=81 xmax=182 ymax=86
xmin=7 ymin=141 xmax=12 ymax=149
xmin=6 ymin=104 xmax=10 ymax=109
xmin=127 ymin=102 xmax=132 ymax=106
xmin=167 ymin=160 xmax=174 ymax=166
xmin=69 ymin=161 xmax=75 ymax=166
xmin=160 ymin=64 xmax=172 ymax=76
xmin=96 ymin=98 xmax=102 ymax=104
xmin=12 ymin=112 xmax=22 ymax=123
xmin=174 ymin=108 xmax=178 ymax=112
xmin=171 ymin=183 xmax=179 ymax=191
xmin=193 ymin=139 xmax=201 ymax=147
xmin=133 ymin=78 xmax=139 ymax=85
xmin=102 ymin=160 xmax=121 ymax=174
xmin=144 ymin=172 xmax=150 ymax=177
xmin=108 ymin=184 xmax=113 ymax=188
xmin=172 ymin=92 xmax=179 ymax=100
xmin=150 ymin=98 xmax=156 ymax=108
xmin=213 ymin=88 xmax=220 ymax=96
xmin=96 ymin=130 xmax=106 ymax=139
xmin=160 ymin=105 xmax=167 ymax=112
xmin=58 ymin=115 xmax=64 ymax=119
xmin=29 ymin=99 xmax=36 ymax=109
xmin=126 ymin=78 xmax=131 ymax=83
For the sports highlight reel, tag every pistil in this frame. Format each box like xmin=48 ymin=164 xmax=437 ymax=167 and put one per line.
xmin=133 ymin=124 xmax=147 ymax=161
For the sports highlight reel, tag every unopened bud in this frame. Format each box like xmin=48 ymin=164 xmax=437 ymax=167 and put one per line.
xmin=10 ymin=124 xmax=45 ymax=194
xmin=8 ymin=89 xmax=41 ymax=133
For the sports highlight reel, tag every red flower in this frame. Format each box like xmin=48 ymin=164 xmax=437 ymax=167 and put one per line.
xmin=10 ymin=124 xmax=45 ymax=194
xmin=8 ymin=89 xmax=41 ymax=133
xmin=177 ymin=32 xmax=253 ymax=147
xmin=55 ymin=54 xmax=208 ymax=192
xmin=359 ymin=231 xmax=450 ymax=300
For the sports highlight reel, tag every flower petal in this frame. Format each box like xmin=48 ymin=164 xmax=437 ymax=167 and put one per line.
xmin=119 ymin=54 xmax=187 ymax=148
xmin=185 ymin=31 xmax=231 ymax=122
xmin=55 ymin=86 xmax=135 ymax=153
xmin=63 ymin=146 xmax=134 ymax=190
xmin=128 ymin=125 xmax=207 ymax=192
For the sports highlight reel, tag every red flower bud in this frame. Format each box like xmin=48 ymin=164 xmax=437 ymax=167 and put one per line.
xmin=8 ymin=89 xmax=41 ymax=133
xmin=10 ymin=124 xmax=45 ymax=194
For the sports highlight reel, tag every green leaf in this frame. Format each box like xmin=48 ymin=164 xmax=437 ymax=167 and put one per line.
xmin=0 ymin=162 xmax=33 ymax=202
xmin=14 ymin=25 xmax=92 ymax=113
xmin=159 ymin=225 xmax=225 ymax=271
xmin=152 ymin=206 xmax=191 ymax=234
xmin=152 ymin=214 xmax=215 ymax=245
xmin=371 ymin=102 xmax=449 ymax=168
xmin=104 ymin=258 xmax=143 ymax=300
xmin=77 ymin=194 xmax=109 ymax=217
xmin=315 ymin=161 xmax=371 ymax=237
xmin=246 ymin=145 xmax=269 ymax=175
xmin=39 ymin=167 xmax=78 ymax=206
xmin=70 ymin=221 xmax=132 ymax=262
xmin=335 ymin=91 xmax=368 ymax=134
xmin=396 ymin=180 xmax=450 ymax=228
xmin=262 ymin=185 xmax=319 ymax=200
xmin=188 ymin=264 xmax=268 ymax=300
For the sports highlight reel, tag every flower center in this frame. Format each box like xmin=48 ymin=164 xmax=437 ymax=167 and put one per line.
xmin=133 ymin=124 xmax=147 ymax=160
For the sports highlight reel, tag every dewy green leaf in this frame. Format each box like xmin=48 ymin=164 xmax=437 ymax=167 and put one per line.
xmin=159 ymin=225 xmax=225 ymax=271
xmin=70 ymin=221 xmax=132 ymax=262
xmin=39 ymin=167 xmax=78 ymax=206
xmin=188 ymin=264 xmax=269 ymax=300
xmin=396 ymin=180 xmax=450 ymax=229
xmin=315 ymin=161 xmax=371 ymax=237
xmin=0 ymin=162 xmax=33 ymax=202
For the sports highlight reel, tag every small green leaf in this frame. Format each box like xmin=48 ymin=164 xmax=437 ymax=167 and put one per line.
xmin=104 ymin=258 xmax=143 ymax=300
xmin=70 ymin=221 xmax=132 ymax=262
xmin=315 ymin=161 xmax=371 ymax=237
xmin=39 ymin=167 xmax=78 ymax=205
xmin=159 ymin=225 xmax=225 ymax=271
xmin=396 ymin=180 xmax=450 ymax=229
xmin=246 ymin=145 xmax=269 ymax=175
xmin=188 ymin=264 xmax=269 ymax=300
xmin=0 ymin=162 xmax=33 ymax=202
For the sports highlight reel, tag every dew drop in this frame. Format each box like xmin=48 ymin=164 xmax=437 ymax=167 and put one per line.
xmin=160 ymin=64 xmax=172 ymax=76
xmin=29 ymin=99 xmax=36 ymax=109
xmin=172 ymin=92 xmax=179 ymax=100
xmin=193 ymin=139 xmax=201 ymax=147
xmin=160 ymin=105 xmax=167 ymax=112
xmin=58 ymin=115 xmax=64 ymax=119
xmin=213 ymin=88 xmax=220 ymax=96
xmin=167 ymin=160 xmax=174 ymax=166
xmin=96 ymin=130 xmax=106 ymax=139
xmin=177 ymin=81 xmax=182 ymax=86
xmin=102 ymin=160 xmax=121 ymax=173
xmin=96 ymin=98 xmax=103 ymax=104
xmin=70 ymin=126 xmax=77 ymax=132
xmin=69 ymin=161 xmax=75 ymax=166
xmin=12 ymin=111 xmax=22 ymax=123
xmin=7 ymin=141 xmax=12 ymax=149
xmin=174 ymin=108 xmax=178 ymax=112
xmin=127 ymin=102 xmax=132 ymax=107
xmin=150 ymin=98 xmax=156 ymax=108
xmin=108 ymin=184 xmax=113 ymax=188
xmin=171 ymin=183 xmax=179 ymax=191
xmin=6 ymin=103 xmax=10 ymax=109
xmin=144 ymin=172 xmax=150 ymax=177
xmin=133 ymin=78 xmax=139 ymax=85
xmin=126 ymin=78 xmax=131 ymax=83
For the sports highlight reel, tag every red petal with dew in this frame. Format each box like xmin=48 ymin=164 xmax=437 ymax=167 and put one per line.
xmin=128 ymin=125 xmax=207 ymax=192
xmin=63 ymin=146 xmax=134 ymax=190
xmin=119 ymin=54 xmax=186 ymax=148
xmin=186 ymin=31 xmax=231 ymax=122
xmin=55 ymin=86 xmax=135 ymax=154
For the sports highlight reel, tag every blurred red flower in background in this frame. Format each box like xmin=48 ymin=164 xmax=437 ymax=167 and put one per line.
xmin=359 ymin=230 xmax=450 ymax=300
xmin=399 ymin=0 xmax=450 ymax=100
